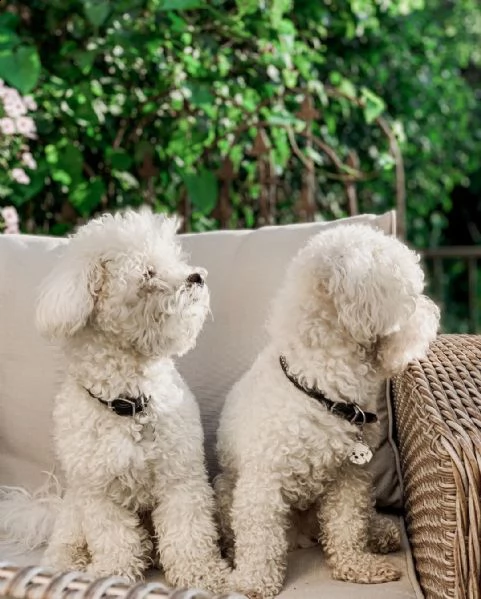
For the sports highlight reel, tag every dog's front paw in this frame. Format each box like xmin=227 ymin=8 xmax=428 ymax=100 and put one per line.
xmin=166 ymin=558 xmax=230 ymax=593
xmin=368 ymin=516 xmax=401 ymax=554
xmin=227 ymin=570 xmax=282 ymax=599
xmin=331 ymin=553 xmax=401 ymax=584
xmin=86 ymin=561 xmax=145 ymax=583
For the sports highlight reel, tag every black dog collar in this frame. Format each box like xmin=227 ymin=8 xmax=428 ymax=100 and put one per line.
xmin=85 ymin=388 xmax=151 ymax=417
xmin=279 ymin=355 xmax=377 ymax=425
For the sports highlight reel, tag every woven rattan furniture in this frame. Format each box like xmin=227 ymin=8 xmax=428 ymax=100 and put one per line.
xmin=393 ymin=334 xmax=481 ymax=599
xmin=0 ymin=563 xmax=242 ymax=599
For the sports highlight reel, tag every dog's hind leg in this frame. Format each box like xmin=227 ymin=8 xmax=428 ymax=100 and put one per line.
xmin=368 ymin=512 xmax=401 ymax=554
xmin=318 ymin=464 xmax=401 ymax=584
xmin=43 ymin=489 xmax=90 ymax=571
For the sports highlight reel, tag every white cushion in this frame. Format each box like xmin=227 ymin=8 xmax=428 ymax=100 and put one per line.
xmin=0 ymin=211 xmax=400 ymax=506
xmin=0 ymin=516 xmax=422 ymax=598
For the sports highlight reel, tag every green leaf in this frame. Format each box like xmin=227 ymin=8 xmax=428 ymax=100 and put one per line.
xmin=0 ymin=29 xmax=20 ymax=52
xmin=0 ymin=13 xmax=20 ymax=29
xmin=183 ymin=169 xmax=217 ymax=213
xmin=61 ymin=143 xmax=84 ymax=180
xmin=52 ymin=169 xmax=72 ymax=185
xmin=107 ymin=148 xmax=132 ymax=170
xmin=155 ymin=0 xmax=207 ymax=10
xmin=113 ymin=170 xmax=139 ymax=189
xmin=70 ymin=178 xmax=105 ymax=216
xmin=0 ymin=45 xmax=41 ymax=93
xmin=338 ymin=77 xmax=356 ymax=99
xmin=360 ymin=87 xmax=386 ymax=124
xmin=187 ymin=82 xmax=214 ymax=107
xmin=0 ymin=184 xmax=13 ymax=199
xmin=235 ymin=0 xmax=258 ymax=16
xmin=73 ymin=50 xmax=97 ymax=74
xmin=271 ymin=0 xmax=293 ymax=28
xmin=83 ymin=0 xmax=111 ymax=27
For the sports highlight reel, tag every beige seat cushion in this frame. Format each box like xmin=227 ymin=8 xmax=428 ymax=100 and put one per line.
xmin=1 ymin=517 xmax=422 ymax=598
xmin=0 ymin=211 xmax=399 ymax=508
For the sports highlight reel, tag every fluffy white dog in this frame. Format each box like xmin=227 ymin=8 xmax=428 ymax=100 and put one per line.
xmin=2 ymin=209 xmax=229 ymax=590
xmin=215 ymin=224 xmax=440 ymax=598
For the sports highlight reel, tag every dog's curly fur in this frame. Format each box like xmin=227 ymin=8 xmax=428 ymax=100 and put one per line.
xmin=5 ymin=209 xmax=229 ymax=590
xmin=215 ymin=224 xmax=440 ymax=598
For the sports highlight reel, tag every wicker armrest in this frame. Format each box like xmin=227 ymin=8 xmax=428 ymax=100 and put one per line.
xmin=392 ymin=334 xmax=481 ymax=599
xmin=0 ymin=564 xmax=244 ymax=599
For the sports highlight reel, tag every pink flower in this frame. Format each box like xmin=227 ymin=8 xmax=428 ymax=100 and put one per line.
xmin=0 ymin=117 xmax=15 ymax=135
xmin=11 ymin=168 xmax=30 ymax=185
xmin=4 ymin=222 xmax=19 ymax=234
xmin=23 ymin=95 xmax=37 ymax=111
xmin=21 ymin=152 xmax=37 ymax=170
xmin=15 ymin=116 xmax=36 ymax=138
xmin=1 ymin=88 xmax=21 ymax=104
xmin=3 ymin=98 xmax=27 ymax=118
xmin=1 ymin=206 xmax=19 ymax=229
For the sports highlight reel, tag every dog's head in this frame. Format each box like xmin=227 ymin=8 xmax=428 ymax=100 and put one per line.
xmin=36 ymin=208 xmax=209 ymax=357
xmin=269 ymin=223 xmax=440 ymax=375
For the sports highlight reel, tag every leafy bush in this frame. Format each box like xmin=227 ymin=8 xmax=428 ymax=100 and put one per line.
xmin=0 ymin=0 xmax=479 ymax=246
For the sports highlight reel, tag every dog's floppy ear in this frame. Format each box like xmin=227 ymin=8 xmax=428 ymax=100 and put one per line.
xmin=331 ymin=264 xmax=415 ymax=344
xmin=36 ymin=250 xmax=102 ymax=339
xmin=376 ymin=295 xmax=440 ymax=375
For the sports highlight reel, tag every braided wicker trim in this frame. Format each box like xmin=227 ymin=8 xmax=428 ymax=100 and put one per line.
xmin=392 ymin=334 xmax=481 ymax=599
xmin=0 ymin=564 xmax=244 ymax=599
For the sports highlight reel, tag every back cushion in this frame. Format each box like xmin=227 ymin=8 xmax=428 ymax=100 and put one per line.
xmin=0 ymin=211 xmax=401 ymax=507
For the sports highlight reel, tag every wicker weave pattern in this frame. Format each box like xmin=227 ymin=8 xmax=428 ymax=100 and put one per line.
xmin=393 ymin=334 xmax=481 ymax=599
xmin=0 ymin=564 xmax=245 ymax=599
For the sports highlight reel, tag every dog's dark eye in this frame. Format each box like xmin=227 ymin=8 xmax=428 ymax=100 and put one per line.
xmin=145 ymin=267 xmax=156 ymax=280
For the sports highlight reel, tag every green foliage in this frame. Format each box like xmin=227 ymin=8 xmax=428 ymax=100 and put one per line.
xmin=0 ymin=0 xmax=479 ymax=249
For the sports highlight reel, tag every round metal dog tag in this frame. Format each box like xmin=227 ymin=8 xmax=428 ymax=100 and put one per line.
xmin=349 ymin=441 xmax=373 ymax=465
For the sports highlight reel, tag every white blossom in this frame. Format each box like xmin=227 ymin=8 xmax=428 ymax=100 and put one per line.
xmin=170 ymin=90 xmax=184 ymax=102
xmin=2 ymin=88 xmax=21 ymax=104
xmin=11 ymin=167 xmax=30 ymax=185
xmin=1 ymin=206 xmax=19 ymax=225
xmin=0 ymin=117 xmax=15 ymax=135
xmin=267 ymin=65 xmax=280 ymax=81
xmin=3 ymin=98 xmax=27 ymax=118
xmin=15 ymin=116 xmax=36 ymax=138
xmin=21 ymin=152 xmax=37 ymax=170
xmin=23 ymin=95 xmax=37 ymax=111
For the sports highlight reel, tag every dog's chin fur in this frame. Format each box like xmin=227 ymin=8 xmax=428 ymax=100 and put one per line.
xmin=215 ymin=224 xmax=440 ymax=598
xmin=0 ymin=208 xmax=228 ymax=591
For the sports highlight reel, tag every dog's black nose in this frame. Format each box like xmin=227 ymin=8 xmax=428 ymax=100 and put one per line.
xmin=186 ymin=272 xmax=204 ymax=286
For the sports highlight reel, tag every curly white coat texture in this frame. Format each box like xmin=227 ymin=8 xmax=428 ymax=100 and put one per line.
xmin=2 ymin=209 xmax=229 ymax=590
xmin=215 ymin=224 xmax=440 ymax=598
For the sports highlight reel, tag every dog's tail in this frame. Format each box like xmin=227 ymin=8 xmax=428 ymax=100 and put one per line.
xmin=0 ymin=474 xmax=62 ymax=551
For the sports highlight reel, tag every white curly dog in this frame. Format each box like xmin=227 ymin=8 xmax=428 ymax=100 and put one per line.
xmin=215 ymin=224 xmax=440 ymax=598
xmin=1 ymin=209 xmax=229 ymax=590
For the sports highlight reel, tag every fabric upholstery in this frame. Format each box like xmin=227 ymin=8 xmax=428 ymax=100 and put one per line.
xmin=0 ymin=517 xmax=422 ymax=598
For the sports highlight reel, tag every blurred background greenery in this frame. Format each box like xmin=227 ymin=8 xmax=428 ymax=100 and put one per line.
xmin=0 ymin=0 xmax=480 ymax=331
